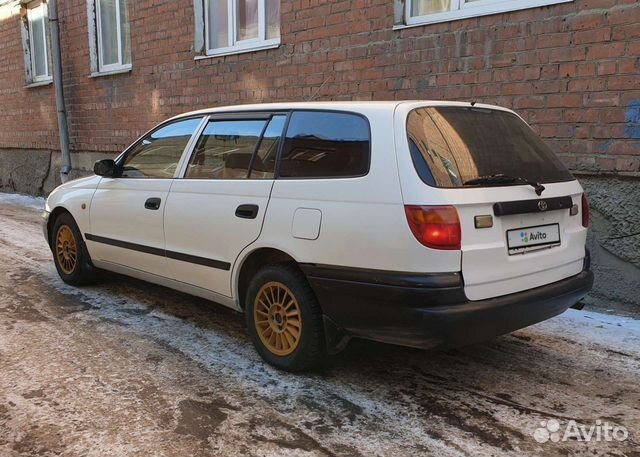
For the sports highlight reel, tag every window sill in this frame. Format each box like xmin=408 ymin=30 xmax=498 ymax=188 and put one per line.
xmin=394 ymin=0 xmax=573 ymax=30
xmin=90 ymin=66 xmax=132 ymax=78
xmin=25 ymin=79 xmax=53 ymax=89
xmin=195 ymin=40 xmax=280 ymax=60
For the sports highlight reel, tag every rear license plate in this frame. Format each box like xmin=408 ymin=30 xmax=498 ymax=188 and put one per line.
xmin=507 ymin=223 xmax=560 ymax=254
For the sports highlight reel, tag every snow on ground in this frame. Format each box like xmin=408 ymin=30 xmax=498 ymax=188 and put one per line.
xmin=0 ymin=193 xmax=638 ymax=457
xmin=0 ymin=192 xmax=45 ymax=211
xmin=529 ymin=308 xmax=640 ymax=357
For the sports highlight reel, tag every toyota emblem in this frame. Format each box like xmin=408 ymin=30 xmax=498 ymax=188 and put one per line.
xmin=538 ymin=200 xmax=548 ymax=211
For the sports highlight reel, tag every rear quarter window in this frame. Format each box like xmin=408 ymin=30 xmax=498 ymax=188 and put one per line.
xmin=279 ymin=111 xmax=370 ymax=178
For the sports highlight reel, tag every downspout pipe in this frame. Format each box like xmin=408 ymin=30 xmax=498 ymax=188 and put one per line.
xmin=48 ymin=0 xmax=71 ymax=183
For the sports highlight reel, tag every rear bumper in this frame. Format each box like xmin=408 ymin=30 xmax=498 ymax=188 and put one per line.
xmin=301 ymin=262 xmax=593 ymax=351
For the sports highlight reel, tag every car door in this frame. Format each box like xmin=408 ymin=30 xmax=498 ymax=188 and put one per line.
xmin=163 ymin=113 xmax=287 ymax=297
xmin=87 ymin=117 xmax=204 ymax=277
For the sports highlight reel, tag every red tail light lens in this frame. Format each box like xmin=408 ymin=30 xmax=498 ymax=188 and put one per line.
xmin=581 ymin=194 xmax=590 ymax=228
xmin=404 ymin=205 xmax=461 ymax=250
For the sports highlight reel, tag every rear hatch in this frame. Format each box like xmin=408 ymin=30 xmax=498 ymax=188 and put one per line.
xmin=396 ymin=103 xmax=588 ymax=301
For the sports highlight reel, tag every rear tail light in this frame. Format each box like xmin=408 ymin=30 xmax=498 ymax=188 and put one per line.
xmin=404 ymin=205 xmax=461 ymax=250
xmin=581 ymin=194 xmax=590 ymax=228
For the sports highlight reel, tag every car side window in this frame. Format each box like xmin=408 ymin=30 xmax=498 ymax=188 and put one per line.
xmin=185 ymin=117 xmax=285 ymax=180
xmin=120 ymin=118 xmax=202 ymax=178
xmin=279 ymin=111 xmax=370 ymax=178
xmin=250 ymin=115 xmax=286 ymax=179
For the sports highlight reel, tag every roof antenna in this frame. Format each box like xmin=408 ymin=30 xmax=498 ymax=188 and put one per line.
xmin=470 ymin=100 xmax=477 ymax=106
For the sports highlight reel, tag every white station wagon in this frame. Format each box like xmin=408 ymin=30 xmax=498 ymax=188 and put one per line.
xmin=44 ymin=101 xmax=593 ymax=371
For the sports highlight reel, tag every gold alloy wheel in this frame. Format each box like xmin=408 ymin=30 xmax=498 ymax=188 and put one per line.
xmin=254 ymin=281 xmax=302 ymax=356
xmin=55 ymin=225 xmax=78 ymax=275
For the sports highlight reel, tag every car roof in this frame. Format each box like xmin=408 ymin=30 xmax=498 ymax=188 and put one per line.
xmin=168 ymin=100 xmax=516 ymax=121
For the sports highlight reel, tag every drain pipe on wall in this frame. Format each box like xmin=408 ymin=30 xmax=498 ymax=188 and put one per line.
xmin=48 ymin=0 xmax=72 ymax=183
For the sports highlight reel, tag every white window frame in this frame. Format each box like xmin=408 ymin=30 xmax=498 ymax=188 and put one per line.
xmin=404 ymin=0 xmax=574 ymax=28
xmin=26 ymin=0 xmax=51 ymax=83
xmin=95 ymin=0 xmax=130 ymax=72
xmin=203 ymin=0 xmax=280 ymax=58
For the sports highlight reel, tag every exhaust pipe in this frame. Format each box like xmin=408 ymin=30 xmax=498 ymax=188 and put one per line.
xmin=570 ymin=301 xmax=585 ymax=310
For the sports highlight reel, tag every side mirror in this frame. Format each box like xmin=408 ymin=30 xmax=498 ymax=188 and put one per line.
xmin=94 ymin=159 xmax=117 ymax=177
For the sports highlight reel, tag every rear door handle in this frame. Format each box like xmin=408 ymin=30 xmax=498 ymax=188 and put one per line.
xmin=235 ymin=204 xmax=259 ymax=219
xmin=144 ymin=197 xmax=162 ymax=210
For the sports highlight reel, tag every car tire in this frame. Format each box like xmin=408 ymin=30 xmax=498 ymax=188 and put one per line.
xmin=51 ymin=212 xmax=95 ymax=286
xmin=245 ymin=264 xmax=325 ymax=372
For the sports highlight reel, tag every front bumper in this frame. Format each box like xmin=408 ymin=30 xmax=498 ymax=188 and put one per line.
xmin=301 ymin=262 xmax=593 ymax=351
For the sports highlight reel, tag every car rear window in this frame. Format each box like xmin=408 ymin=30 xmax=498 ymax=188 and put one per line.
xmin=279 ymin=111 xmax=370 ymax=178
xmin=406 ymin=107 xmax=574 ymax=188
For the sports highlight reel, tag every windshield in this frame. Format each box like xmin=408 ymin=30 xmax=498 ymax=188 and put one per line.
xmin=406 ymin=106 xmax=574 ymax=188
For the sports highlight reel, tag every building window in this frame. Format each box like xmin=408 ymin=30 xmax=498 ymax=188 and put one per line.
xmin=203 ymin=0 xmax=280 ymax=57
xmin=23 ymin=1 xmax=51 ymax=84
xmin=88 ymin=0 xmax=131 ymax=75
xmin=95 ymin=0 xmax=131 ymax=71
xmin=404 ymin=0 xmax=573 ymax=27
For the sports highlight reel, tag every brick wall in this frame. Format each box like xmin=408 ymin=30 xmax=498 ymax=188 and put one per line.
xmin=0 ymin=2 xmax=58 ymax=152
xmin=0 ymin=0 xmax=638 ymax=175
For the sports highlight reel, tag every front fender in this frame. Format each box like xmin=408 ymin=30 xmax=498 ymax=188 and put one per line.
xmin=45 ymin=175 xmax=102 ymax=241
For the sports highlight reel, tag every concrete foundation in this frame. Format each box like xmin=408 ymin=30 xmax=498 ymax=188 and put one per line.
xmin=0 ymin=149 xmax=114 ymax=195
xmin=579 ymin=175 xmax=640 ymax=315
xmin=0 ymin=149 xmax=54 ymax=196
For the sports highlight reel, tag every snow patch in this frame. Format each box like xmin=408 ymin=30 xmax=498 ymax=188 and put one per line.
xmin=0 ymin=192 xmax=45 ymax=211
xmin=529 ymin=309 xmax=640 ymax=356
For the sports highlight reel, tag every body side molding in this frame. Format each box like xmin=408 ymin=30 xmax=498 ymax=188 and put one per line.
xmin=85 ymin=233 xmax=231 ymax=271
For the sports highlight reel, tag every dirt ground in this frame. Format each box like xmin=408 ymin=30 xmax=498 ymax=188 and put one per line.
xmin=0 ymin=195 xmax=638 ymax=457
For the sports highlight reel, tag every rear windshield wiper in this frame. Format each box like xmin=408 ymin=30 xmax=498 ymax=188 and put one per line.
xmin=463 ymin=174 xmax=545 ymax=196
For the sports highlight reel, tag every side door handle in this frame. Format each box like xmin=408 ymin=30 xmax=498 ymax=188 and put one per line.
xmin=144 ymin=197 xmax=162 ymax=210
xmin=235 ymin=204 xmax=259 ymax=219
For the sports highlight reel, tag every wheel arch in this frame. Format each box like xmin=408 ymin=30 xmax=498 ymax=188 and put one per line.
xmin=234 ymin=247 xmax=302 ymax=310
xmin=47 ymin=206 xmax=73 ymax=250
